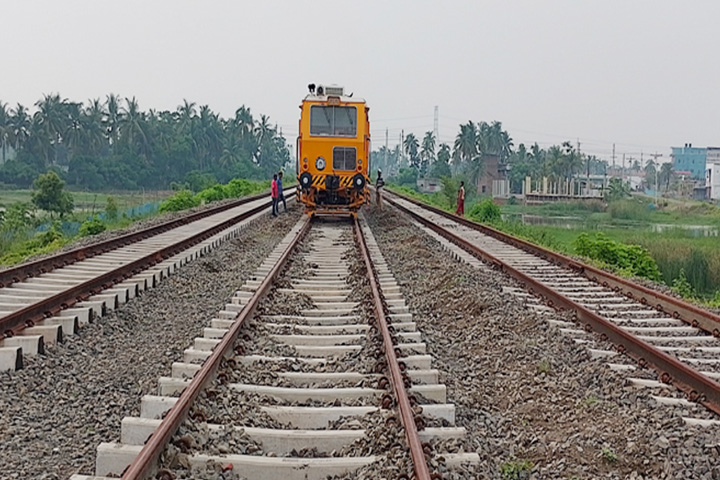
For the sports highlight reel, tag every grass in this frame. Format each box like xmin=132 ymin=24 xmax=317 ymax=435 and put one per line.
xmin=536 ymin=358 xmax=552 ymax=375
xmin=601 ymin=447 xmax=618 ymax=463
xmin=501 ymin=460 xmax=534 ymax=479
xmin=389 ymin=184 xmax=720 ymax=300
xmin=0 ymin=189 xmax=171 ymax=212
xmin=0 ymin=181 xmax=266 ymax=266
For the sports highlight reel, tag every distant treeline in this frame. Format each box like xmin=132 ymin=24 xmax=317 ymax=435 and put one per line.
xmin=0 ymin=94 xmax=291 ymax=190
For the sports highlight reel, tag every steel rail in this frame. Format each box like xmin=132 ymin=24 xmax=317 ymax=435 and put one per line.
xmin=1 ymin=191 xmax=294 ymax=337
xmin=384 ymin=193 xmax=720 ymax=416
xmin=385 ymin=189 xmax=720 ymax=338
xmin=121 ymin=215 xmax=312 ymax=479
xmin=0 ymin=186 xmax=294 ymax=289
xmin=353 ymin=218 xmax=433 ymax=480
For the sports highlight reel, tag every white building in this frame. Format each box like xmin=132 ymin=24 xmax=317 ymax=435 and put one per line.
xmin=707 ymin=147 xmax=720 ymax=200
xmin=707 ymin=164 xmax=720 ymax=200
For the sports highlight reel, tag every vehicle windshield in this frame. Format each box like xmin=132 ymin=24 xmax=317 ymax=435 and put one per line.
xmin=310 ymin=106 xmax=357 ymax=136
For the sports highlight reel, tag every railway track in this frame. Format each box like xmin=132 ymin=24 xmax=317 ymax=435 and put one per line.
xmin=0 ymin=188 xmax=294 ymax=372
xmin=384 ymin=190 xmax=720 ymax=425
xmin=72 ymin=215 xmax=479 ymax=479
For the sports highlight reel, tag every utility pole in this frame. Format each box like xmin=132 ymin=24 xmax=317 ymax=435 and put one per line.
xmin=433 ymin=106 xmax=439 ymax=144
xmin=612 ymin=143 xmax=616 ymax=173
xmin=622 ymin=153 xmax=626 ymax=183
xmin=385 ymin=128 xmax=388 ymax=174
xmin=399 ymin=132 xmax=403 ymax=165
xmin=649 ymin=152 xmax=663 ymax=204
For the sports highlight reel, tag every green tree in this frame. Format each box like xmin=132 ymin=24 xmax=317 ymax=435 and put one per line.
xmin=105 ymin=196 xmax=119 ymax=221
xmin=403 ymin=133 xmax=420 ymax=170
xmin=2 ymin=202 xmax=34 ymax=231
xmin=0 ymin=101 xmax=9 ymax=163
xmin=420 ymin=131 xmax=436 ymax=175
xmin=605 ymin=177 xmax=630 ymax=201
xmin=659 ymin=162 xmax=674 ymax=192
xmin=31 ymin=171 xmax=74 ymax=217
xmin=2 ymin=93 xmax=292 ymax=190
xmin=453 ymin=121 xmax=478 ymax=166
xmin=430 ymin=143 xmax=452 ymax=178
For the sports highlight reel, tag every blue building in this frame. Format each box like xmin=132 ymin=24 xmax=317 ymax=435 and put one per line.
xmin=672 ymin=144 xmax=707 ymax=180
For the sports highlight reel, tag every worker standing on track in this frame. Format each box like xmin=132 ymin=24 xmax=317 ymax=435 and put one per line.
xmin=455 ymin=181 xmax=465 ymax=216
xmin=375 ymin=169 xmax=385 ymax=209
xmin=271 ymin=173 xmax=279 ymax=217
xmin=277 ymin=171 xmax=287 ymax=213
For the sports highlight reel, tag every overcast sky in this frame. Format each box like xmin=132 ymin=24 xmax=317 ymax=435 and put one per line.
xmin=2 ymin=1 xmax=718 ymax=163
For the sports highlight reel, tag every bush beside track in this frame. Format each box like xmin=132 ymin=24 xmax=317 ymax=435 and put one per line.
xmin=1 ymin=178 xmax=271 ymax=267
xmin=385 ymin=185 xmax=720 ymax=309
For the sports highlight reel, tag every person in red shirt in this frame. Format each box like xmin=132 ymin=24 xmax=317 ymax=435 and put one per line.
xmin=455 ymin=181 xmax=465 ymax=216
xmin=271 ymin=173 xmax=279 ymax=217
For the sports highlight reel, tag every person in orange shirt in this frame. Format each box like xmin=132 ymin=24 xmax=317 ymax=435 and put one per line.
xmin=455 ymin=181 xmax=465 ymax=216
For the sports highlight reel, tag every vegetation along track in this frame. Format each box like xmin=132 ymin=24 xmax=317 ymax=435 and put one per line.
xmin=0 ymin=187 xmax=294 ymax=371
xmin=73 ymin=214 xmax=480 ymax=479
xmin=385 ymin=189 xmax=720 ymax=424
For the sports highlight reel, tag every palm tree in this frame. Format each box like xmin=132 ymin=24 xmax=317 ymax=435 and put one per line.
xmin=219 ymin=130 xmax=243 ymax=168
xmin=63 ymin=101 xmax=85 ymax=158
xmin=9 ymin=104 xmax=31 ymax=152
xmin=403 ymin=133 xmax=420 ymax=169
xmin=120 ymin=97 xmax=149 ymax=154
xmin=177 ymin=99 xmax=196 ymax=134
xmin=420 ymin=131 xmax=435 ymax=175
xmin=453 ymin=121 xmax=477 ymax=165
xmin=82 ymin=98 xmax=106 ymax=153
xmin=437 ymin=143 xmax=451 ymax=165
xmin=233 ymin=105 xmax=254 ymax=138
xmin=0 ymin=101 xmax=9 ymax=163
xmin=105 ymin=93 xmax=122 ymax=145
xmin=660 ymin=162 xmax=673 ymax=192
xmin=33 ymin=93 xmax=70 ymax=165
xmin=546 ymin=145 xmax=565 ymax=179
xmin=421 ymin=131 xmax=436 ymax=161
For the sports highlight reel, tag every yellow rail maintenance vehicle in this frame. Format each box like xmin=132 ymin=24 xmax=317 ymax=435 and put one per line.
xmin=296 ymin=83 xmax=370 ymax=217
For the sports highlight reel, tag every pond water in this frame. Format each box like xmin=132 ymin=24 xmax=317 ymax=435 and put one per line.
xmin=503 ymin=214 xmax=719 ymax=237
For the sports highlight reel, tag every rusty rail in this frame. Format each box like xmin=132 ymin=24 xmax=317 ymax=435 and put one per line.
xmin=1 ymin=190 xmax=293 ymax=337
xmin=384 ymin=192 xmax=720 ymax=415
xmin=353 ymin=217 xmax=433 ymax=480
xmin=121 ymin=216 xmax=312 ymax=479
xmin=0 ymin=186 xmax=294 ymax=289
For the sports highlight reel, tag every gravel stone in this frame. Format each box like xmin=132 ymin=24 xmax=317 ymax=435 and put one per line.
xmin=0 ymin=205 xmax=301 ymax=479
xmin=366 ymin=204 xmax=720 ymax=479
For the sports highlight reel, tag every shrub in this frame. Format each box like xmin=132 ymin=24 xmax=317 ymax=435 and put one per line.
xmin=79 ymin=217 xmax=107 ymax=237
xmin=0 ymin=226 xmax=67 ymax=265
xmin=391 ymin=167 xmax=418 ymax=186
xmin=195 ymin=184 xmax=228 ymax=204
xmin=105 ymin=196 xmax=119 ymax=221
xmin=492 ymin=221 xmax=565 ymax=252
xmin=601 ymin=447 xmax=618 ymax=463
xmin=468 ymin=199 xmax=501 ymax=223
xmin=708 ymin=291 xmax=720 ymax=308
xmin=159 ymin=190 xmax=201 ymax=213
xmin=1 ymin=202 xmax=34 ymax=232
xmin=573 ymin=233 xmax=661 ymax=281
xmin=225 ymin=178 xmax=269 ymax=198
xmin=672 ymin=268 xmax=695 ymax=299
xmin=500 ymin=460 xmax=534 ymax=479
xmin=34 ymin=223 xmax=65 ymax=247
xmin=608 ymin=199 xmax=649 ymax=221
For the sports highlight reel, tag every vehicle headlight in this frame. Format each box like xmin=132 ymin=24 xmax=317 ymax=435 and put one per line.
xmin=315 ymin=157 xmax=326 ymax=170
